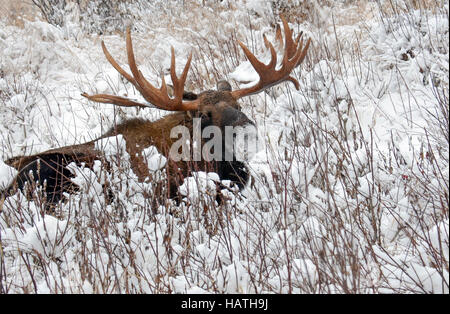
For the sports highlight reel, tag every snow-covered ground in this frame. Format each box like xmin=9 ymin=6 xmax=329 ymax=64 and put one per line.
xmin=0 ymin=0 xmax=448 ymax=293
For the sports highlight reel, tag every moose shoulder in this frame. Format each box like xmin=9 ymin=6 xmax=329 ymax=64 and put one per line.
xmin=1 ymin=15 xmax=310 ymax=206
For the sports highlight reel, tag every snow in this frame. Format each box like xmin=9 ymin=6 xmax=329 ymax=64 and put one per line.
xmin=179 ymin=171 xmax=220 ymax=200
xmin=0 ymin=160 xmax=16 ymax=189
xmin=0 ymin=1 xmax=448 ymax=294
xmin=143 ymin=146 xmax=167 ymax=171
xmin=20 ymin=215 xmax=71 ymax=258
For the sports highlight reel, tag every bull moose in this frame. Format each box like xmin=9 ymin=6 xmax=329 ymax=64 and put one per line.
xmin=1 ymin=16 xmax=310 ymax=206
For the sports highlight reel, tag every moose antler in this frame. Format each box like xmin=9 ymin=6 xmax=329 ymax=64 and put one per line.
xmin=82 ymin=28 xmax=200 ymax=111
xmin=231 ymin=16 xmax=310 ymax=99
xmin=83 ymin=16 xmax=310 ymax=110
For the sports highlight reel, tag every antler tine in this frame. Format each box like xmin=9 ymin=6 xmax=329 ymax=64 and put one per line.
xmin=171 ymin=47 xmax=193 ymax=101
xmin=281 ymin=16 xmax=300 ymax=61
xmin=81 ymin=93 xmax=150 ymax=108
xmin=100 ymin=40 xmax=137 ymax=87
xmin=82 ymin=28 xmax=199 ymax=111
xmin=231 ymin=15 xmax=311 ymax=99
xmin=125 ymin=27 xmax=165 ymax=106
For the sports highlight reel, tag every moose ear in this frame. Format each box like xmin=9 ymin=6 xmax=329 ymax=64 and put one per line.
xmin=217 ymin=80 xmax=232 ymax=92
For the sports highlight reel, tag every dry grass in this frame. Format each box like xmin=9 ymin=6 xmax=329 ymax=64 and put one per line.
xmin=0 ymin=0 xmax=40 ymax=27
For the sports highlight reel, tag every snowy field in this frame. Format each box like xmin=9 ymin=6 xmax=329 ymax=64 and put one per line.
xmin=0 ymin=0 xmax=448 ymax=293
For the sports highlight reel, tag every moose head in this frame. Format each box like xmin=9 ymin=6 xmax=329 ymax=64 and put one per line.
xmin=1 ymin=16 xmax=310 ymax=207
